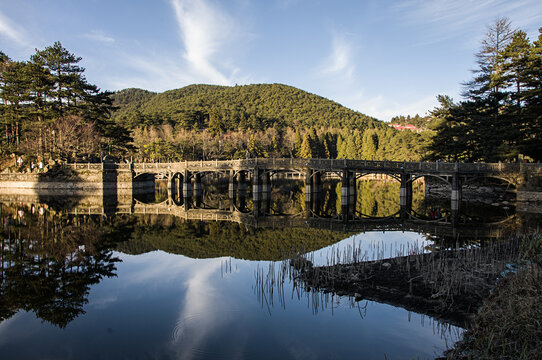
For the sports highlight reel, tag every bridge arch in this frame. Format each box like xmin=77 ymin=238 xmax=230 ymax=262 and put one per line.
xmin=410 ymin=173 xmax=451 ymax=185
xmin=356 ymin=172 xmax=401 ymax=183
xmin=462 ymin=175 xmax=517 ymax=188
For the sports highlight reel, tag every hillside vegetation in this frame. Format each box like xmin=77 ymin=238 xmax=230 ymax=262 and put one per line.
xmin=111 ymin=84 xmax=430 ymax=161
xmin=112 ymin=84 xmax=381 ymax=131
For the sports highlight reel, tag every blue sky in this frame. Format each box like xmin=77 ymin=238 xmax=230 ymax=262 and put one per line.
xmin=1 ymin=0 xmax=541 ymax=121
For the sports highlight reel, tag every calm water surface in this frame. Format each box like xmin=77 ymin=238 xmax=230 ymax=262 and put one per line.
xmin=1 ymin=179 xmax=532 ymax=359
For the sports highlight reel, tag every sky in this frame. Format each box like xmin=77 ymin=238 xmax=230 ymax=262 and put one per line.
xmin=1 ymin=0 xmax=541 ymax=121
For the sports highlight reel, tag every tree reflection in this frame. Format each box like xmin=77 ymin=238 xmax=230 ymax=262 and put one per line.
xmin=0 ymin=204 xmax=122 ymax=328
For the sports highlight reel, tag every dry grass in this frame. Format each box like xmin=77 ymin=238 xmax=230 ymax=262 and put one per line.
xmin=446 ymin=235 xmax=542 ymax=360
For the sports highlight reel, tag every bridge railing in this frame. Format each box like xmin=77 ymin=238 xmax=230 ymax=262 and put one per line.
xmin=66 ymin=159 xmax=540 ymax=174
xmin=70 ymin=163 xmax=105 ymax=170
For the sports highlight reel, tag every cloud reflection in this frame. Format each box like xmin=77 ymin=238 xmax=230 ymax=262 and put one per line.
xmin=170 ymin=258 xmax=238 ymax=359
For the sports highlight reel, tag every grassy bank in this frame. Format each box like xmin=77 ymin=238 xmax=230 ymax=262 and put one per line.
xmin=446 ymin=234 xmax=542 ymax=359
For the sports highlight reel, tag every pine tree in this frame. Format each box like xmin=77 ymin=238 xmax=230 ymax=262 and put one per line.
xmin=31 ymin=42 xmax=86 ymax=117
xmin=521 ymin=28 xmax=542 ymax=159
xmin=344 ymin=133 xmax=357 ymax=159
xmin=308 ymin=128 xmax=320 ymax=157
xmin=322 ymin=133 xmax=332 ymax=158
xmin=353 ymin=129 xmax=363 ymax=159
xmin=299 ymin=133 xmax=312 ymax=158
xmin=361 ymin=130 xmax=378 ymax=160
xmin=0 ymin=59 xmax=31 ymax=149
xmin=293 ymin=130 xmax=302 ymax=157
xmin=336 ymin=135 xmax=346 ymax=159
xmin=502 ymin=31 xmax=532 ymax=108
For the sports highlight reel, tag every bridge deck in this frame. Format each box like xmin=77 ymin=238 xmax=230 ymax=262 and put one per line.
xmin=119 ymin=158 xmax=535 ymax=176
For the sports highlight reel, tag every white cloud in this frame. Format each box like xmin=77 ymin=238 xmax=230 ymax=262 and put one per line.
xmin=103 ymin=0 xmax=253 ymax=91
xmin=395 ymin=0 xmax=542 ymax=45
xmin=0 ymin=10 xmax=27 ymax=45
xmin=170 ymin=0 xmax=240 ymax=85
xmin=319 ymin=34 xmax=355 ymax=77
xmin=354 ymin=94 xmax=439 ymax=121
xmin=84 ymin=30 xmax=115 ymax=44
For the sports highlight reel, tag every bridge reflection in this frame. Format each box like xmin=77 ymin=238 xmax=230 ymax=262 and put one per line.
xmin=0 ymin=182 xmax=520 ymax=242
xmin=54 ymin=193 xmax=515 ymax=241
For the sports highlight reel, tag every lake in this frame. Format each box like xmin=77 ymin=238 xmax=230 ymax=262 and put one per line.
xmin=0 ymin=178 xmax=537 ymax=359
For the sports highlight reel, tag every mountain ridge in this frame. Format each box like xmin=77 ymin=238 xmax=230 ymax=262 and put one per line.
xmin=111 ymin=83 xmax=384 ymax=132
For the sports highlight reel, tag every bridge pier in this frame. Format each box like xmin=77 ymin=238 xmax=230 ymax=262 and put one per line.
xmin=228 ymin=171 xmax=236 ymax=198
xmin=400 ymin=173 xmax=413 ymax=213
xmin=167 ymin=171 xmax=174 ymax=194
xmin=253 ymin=168 xmax=262 ymax=203
xmin=194 ymin=173 xmax=202 ymax=197
xmin=194 ymin=173 xmax=202 ymax=207
xmin=183 ymin=170 xmax=192 ymax=198
xmin=451 ymin=173 xmax=462 ymax=211
xmin=237 ymin=171 xmax=247 ymax=193
xmin=341 ymin=170 xmax=355 ymax=221
xmin=311 ymin=188 xmax=321 ymax=216
xmin=253 ymin=168 xmax=262 ymax=217
xmin=262 ymin=171 xmax=271 ymax=202
xmin=183 ymin=170 xmax=192 ymax=209
xmin=305 ymin=169 xmax=313 ymax=203
xmin=350 ymin=171 xmax=356 ymax=207
xmin=313 ymin=171 xmax=322 ymax=194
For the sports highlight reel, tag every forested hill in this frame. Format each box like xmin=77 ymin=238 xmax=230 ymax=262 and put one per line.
xmin=111 ymin=84 xmax=383 ymax=132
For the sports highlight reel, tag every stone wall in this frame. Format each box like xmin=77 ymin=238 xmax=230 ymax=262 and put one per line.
xmin=0 ymin=167 xmax=153 ymax=195
xmin=517 ymin=191 xmax=542 ymax=203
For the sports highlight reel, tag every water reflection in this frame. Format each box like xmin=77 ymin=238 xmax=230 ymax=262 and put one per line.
xmin=0 ymin=204 xmax=121 ymax=328
xmin=0 ymin=178 xmax=539 ymax=359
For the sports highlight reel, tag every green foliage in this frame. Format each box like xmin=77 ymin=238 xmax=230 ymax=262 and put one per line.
xmin=299 ymin=133 xmax=313 ymax=158
xmin=114 ymin=216 xmax=349 ymax=261
xmin=0 ymin=43 xmax=131 ymax=160
xmin=428 ymin=20 xmax=542 ymax=162
xmin=112 ymin=83 xmax=381 ymax=132
xmin=0 ymin=207 xmax=120 ymax=327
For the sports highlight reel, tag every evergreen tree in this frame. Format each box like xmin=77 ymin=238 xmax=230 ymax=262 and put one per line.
xmin=344 ymin=133 xmax=357 ymax=159
xmin=353 ymin=129 xmax=363 ymax=159
xmin=0 ymin=44 xmax=127 ymax=160
xmin=31 ymin=42 xmax=86 ymax=117
xmin=336 ymin=135 xmax=346 ymax=159
xmin=322 ymin=132 xmax=332 ymax=158
xmin=293 ymin=130 xmax=302 ymax=157
xmin=0 ymin=59 xmax=31 ymax=149
xmin=502 ymin=31 xmax=532 ymax=108
xmin=427 ymin=19 xmax=542 ymax=162
xmin=521 ymin=28 xmax=542 ymax=159
xmin=299 ymin=133 xmax=312 ymax=158
xmin=361 ymin=130 xmax=378 ymax=160
xmin=271 ymin=135 xmax=279 ymax=156
xmin=308 ymin=128 xmax=320 ymax=157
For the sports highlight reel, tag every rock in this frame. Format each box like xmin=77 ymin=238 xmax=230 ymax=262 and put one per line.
xmin=382 ymin=262 xmax=391 ymax=269
xmin=354 ymin=293 xmax=364 ymax=302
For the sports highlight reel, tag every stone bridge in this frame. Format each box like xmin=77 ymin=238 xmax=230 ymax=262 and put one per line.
xmin=100 ymin=158 xmax=542 ymax=210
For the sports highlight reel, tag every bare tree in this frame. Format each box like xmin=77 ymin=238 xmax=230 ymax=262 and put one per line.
xmin=50 ymin=115 xmax=100 ymax=161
